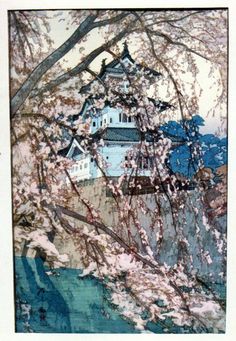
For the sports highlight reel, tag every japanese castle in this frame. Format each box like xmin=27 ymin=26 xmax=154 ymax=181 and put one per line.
xmin=59 ymin=42 xmax=171 ymax=182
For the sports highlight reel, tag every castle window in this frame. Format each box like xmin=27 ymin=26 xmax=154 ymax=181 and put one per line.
xmin=93 ymin=121 xmax=96 ymax=127
xmin=80 ymin=165 xmax=82 ymax=170
xmin=143 ymin=158 xmax=148 ymax=169
xmin=104 ymin=119 xmax=106 ymax=124
xmin=137 ymin=156 xmax=152 ymax=169
xmin=122 ymin=114 xmax=128 ymax=122
xmin=110 ymin=118 xmax=112 ymax=123
xmin=119 ymin=113 xmax=129 ymax=122
xmin=91 ymin=158 xmax=94 ymax=162
xmin=106 ymin=156 xmax=109 ymax=160
xmin=138 ymin=158 xmax=142 ymax=169
xmin=100 ymin=121 xmax=102 ymax=126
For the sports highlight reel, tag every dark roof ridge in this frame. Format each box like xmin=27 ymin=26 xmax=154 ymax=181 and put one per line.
xmin=80 ymin=43 xmax=161 ymax=94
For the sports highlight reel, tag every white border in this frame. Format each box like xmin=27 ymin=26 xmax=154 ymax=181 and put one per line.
xmin=0 ymin=1 xmax=235 ymax=340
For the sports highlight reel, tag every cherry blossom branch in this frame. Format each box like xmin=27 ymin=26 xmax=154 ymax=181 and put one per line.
xmin=47 ymin=202 xmax=163 ymax=275
xmin=46 ymin=202 xmax=216 ymax=329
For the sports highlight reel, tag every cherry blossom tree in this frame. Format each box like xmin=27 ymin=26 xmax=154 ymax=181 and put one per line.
xmin=10 ymin=9 xmax=227 ymax=333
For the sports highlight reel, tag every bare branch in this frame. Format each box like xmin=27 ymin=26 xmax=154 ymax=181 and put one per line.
xmin=29 ymin=19 xmax=138 ymax=99
xmin=10 ymin=11 xmax=133 ymax=116
xmin=93 ymin=11 xmax=131 ymax=27
xmin=148 ymin=10 xmax=208 ymax=26
xmin=167 ymin=22 xmax=206 ymax=45
xmin=11 ymin=14 xmax=98 ymax=116
xmin=16 ymin=112 xmax=76 ymax=132
xmin=147 ymin=28 xmax=210 ymax=61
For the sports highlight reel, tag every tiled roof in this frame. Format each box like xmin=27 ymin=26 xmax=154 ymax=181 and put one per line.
xmin=93 ymin=127 xmax=156 ymax=143
xmin=102 ymin=127 xmax=141 ymax=142
xmin=58 ymin=139 xmax=73 ymax=157
xmin=58 ymin=127 xmax=157 ymax=157
xmin=72 ymin=146 xmax=83 ymax=158
xmin=58 ymin=136 xmax=84 ymax=158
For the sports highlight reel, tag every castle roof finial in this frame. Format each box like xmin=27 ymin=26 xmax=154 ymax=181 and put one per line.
xmin=122 ymin=41 xmax=129 ymax=56
xmin=100 ymin=58 xmax=107 ymax=71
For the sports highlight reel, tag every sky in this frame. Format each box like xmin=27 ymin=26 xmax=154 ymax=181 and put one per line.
xmin=47 ymin=10 xmax=227 ymax=137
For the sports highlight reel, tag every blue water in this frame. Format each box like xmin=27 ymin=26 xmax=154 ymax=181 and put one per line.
xmin=14 ymin=256 xmax=226 ymax=333
xmin=14 ymin=256 xmax=138 ymax=333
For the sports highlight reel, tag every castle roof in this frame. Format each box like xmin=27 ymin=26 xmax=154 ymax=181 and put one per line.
xmin=94 ymin=127 xmax=141 ymax=142
xmin=79 ymin=42 xmax=161 ymax=94
xmin=58 ymin=139 xmax=74 ymax=157
xmin=58 ymin=127 xmax=157 ymax=157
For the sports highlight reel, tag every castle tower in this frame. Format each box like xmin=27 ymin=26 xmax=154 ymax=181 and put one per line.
xmin=59 ymin=43 xmax=170 ymax=182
